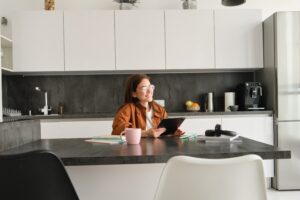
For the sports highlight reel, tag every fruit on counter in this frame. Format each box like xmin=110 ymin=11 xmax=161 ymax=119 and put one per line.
xmin=185 ymin=100 xmax=200 ymax=110
xmin=185 ymin=100 xmax=193 ymax=107
xmin=191 ymin=102 xmax=200 ymax=108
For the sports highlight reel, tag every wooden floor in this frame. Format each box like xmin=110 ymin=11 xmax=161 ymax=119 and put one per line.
xmin=268 ymin=189 xmax=300 ymax=200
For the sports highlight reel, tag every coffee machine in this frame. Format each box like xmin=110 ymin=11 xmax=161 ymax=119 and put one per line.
xmin=236 ymin=82 xmax=264 ymax=111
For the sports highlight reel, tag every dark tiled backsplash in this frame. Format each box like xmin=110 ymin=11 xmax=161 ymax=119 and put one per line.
xmin=2 ymin=73 xmax=253 ymax=115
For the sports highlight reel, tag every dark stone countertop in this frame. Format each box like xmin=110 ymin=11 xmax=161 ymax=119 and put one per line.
xmin=3 ymin=110 xmax=273 ymax=122
xmin=0 ymin=136 xmax=290 ymax=166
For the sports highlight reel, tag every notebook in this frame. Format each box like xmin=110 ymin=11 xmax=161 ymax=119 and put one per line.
xmin=197 ymin=134 xmax=240 ymax=143
xmin=85 ymin=135 xmax=125 ymax=144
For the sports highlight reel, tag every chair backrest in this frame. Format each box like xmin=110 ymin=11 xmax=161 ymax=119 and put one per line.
xmin=154 ymin=155 xmax=267 ymax=200
xmin=0 ymin=150 xmax=79 ymax=200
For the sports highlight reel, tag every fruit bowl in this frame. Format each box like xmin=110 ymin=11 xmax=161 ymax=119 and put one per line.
xmin=185 ymin=100 xmax=200 ymax=112
xmin=186 ymin=106 xmax=200 ymax=112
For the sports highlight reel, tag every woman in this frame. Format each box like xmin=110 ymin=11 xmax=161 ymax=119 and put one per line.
xmin=112 ymin=74 xmax=184 ymax=138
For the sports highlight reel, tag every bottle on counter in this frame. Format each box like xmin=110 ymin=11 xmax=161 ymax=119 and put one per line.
xmin=58 ymin=102 xmax=64 ymax=115
xmin=207 ymin=92 xmax=214 ymax=112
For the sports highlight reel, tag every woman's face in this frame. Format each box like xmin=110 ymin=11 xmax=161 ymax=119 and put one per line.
xmin=132 ymin=78 xmax=155 ymax=104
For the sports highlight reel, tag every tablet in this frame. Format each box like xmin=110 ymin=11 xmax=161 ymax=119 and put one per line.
xmin=158 ymin=117 xmax=185 ymax=136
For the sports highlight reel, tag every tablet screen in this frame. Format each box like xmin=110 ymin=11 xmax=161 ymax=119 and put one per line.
xmin=158 ymin=118 xmax=185 ymax=136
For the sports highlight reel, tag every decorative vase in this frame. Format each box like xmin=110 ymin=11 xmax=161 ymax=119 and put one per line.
xmin=45 ymin=0 xmax=55 ymax=10
xmin=120 ymin=3 xmax=136 ymax=10
xmin=182 ymin=0 xmax=197 ymax=9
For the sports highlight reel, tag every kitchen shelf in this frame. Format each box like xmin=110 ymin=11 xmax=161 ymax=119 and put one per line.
xmin=1 ymin=34 xmax=13 ymax=72
xmin=1 ymin=66 xmax=13 ymax=73
xmin=0 ymin=35 xmax=12 ymax=48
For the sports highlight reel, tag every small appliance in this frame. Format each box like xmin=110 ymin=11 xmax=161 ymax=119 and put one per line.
xmin=236 ymin=82 xmax=264 ymax=111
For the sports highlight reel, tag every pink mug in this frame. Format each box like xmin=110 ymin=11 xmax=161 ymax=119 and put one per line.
xmin=120 ymin=128 xmax=141 ymax=145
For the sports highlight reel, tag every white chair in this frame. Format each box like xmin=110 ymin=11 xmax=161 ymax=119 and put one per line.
xmin=154 ymin=155 xmax=267 ymax=200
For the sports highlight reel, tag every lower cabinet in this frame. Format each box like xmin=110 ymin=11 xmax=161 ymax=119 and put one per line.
xmin=40 ymin=118 xmax=113 ymax=139
xmin=62 ymin=115 xmax=274 ymax=200
xmin=178 ymin=116 xmax=221 ymax=134
xmin=221 ymin=115 xmax=274 ymax=178
xmin=221 ymin=115 xmax=273 ymax=145
xmin=66 ymin=164 xmax=165 ymax=200
xmin=178 ymin=114 xmax=274 ymax=178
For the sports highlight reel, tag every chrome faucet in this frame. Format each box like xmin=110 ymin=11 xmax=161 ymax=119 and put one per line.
xmin=35 ymin=87 xmax=52 ymax=115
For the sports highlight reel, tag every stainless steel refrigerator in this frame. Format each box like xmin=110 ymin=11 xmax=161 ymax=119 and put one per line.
xmin=257 ymin=11 xmax=300 ymax=190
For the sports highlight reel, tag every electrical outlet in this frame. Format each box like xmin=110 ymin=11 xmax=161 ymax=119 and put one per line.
xmin=155 ymin=99 xmax=165 ymax=107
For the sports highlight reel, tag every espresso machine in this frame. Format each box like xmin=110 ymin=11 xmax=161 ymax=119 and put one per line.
xmin=236 ymin=82 xmax=264 ymax=111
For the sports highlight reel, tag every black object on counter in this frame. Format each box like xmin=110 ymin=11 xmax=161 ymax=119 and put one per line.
xmin=205 ymin=124 xmax=237 ymax=137
xmin=222 ymin=0 xmax=245 ymax=6
xmin=236 ymin=82 xmax=264 ymax=111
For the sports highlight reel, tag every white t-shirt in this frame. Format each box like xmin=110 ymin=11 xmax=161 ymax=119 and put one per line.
xmin=146 ymin=108 xmax=153 ymax=130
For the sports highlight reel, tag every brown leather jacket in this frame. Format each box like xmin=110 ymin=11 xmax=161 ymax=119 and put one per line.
xmin=111 ymin=101 xmax=168 ymax=135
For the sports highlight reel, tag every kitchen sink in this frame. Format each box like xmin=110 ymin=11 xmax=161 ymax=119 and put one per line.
xmin=33 ymin=114 xmax=59 ymax=116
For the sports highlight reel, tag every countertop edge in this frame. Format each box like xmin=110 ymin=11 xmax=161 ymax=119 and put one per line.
xmin=3 ymin=110 xmax=273 ymax=123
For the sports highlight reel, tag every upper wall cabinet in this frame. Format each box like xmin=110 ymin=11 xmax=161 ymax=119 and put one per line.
xmin=165 ymin=10 xmax=215 ymax=69
xmin=10 ymin=10 xmax=263 ymax=73
xmin=12 ymin=11 xmax=64 ymax=72
xmin=115 ymin=10 xmax=165 ymax=70
xmin=215 ymin=10 xmax=263 ymax=69
xmin=64 ymin=11 xmax=115 ymax=71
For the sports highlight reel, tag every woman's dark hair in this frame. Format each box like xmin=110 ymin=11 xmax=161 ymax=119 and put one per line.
xmin=124 ymin=74 xmax=150 ymax=103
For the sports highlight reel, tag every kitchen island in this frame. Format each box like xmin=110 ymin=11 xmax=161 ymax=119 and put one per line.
xmin=0 ymin=136 xmax=290 ymax=200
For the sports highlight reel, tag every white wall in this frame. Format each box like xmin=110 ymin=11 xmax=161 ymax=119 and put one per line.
xmin=0 ymin=0 xmax=300 ymax=37
xmin=0 ymin=37 xmax=2 ymax=122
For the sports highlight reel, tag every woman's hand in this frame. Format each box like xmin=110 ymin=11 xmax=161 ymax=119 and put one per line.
xmin=143 ymin=128 xmax=166 ymax=138
xmin=174 ymin=128 xmax=185 ymax=137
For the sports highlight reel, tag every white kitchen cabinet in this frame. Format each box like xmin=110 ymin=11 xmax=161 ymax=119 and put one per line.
xmin=165 ymin=10 xmax=215 ymax=69
xmin=115 ymin=10 xmax=165 ymax=70
xmin=179 ymin=116 xmax=221 ymax=134
xmin=64 ymin=11 xmax=115 ymax=71
xmin=12 ymin=11 xmax=64 ymax=72
xmin=215 ymin=10 xmax=263 ymax=69
xmin=40 ymin=118 xmax=113 ymax=139
xmin=176 ymin=114 xmax=274 ymax=178
xmin=221 ymin=115 xmax=274 ymax=177
xmin=221 ymin=115 xmax=273 ymax=145
xmin=67 ymin=164 xmax=165 ymax=200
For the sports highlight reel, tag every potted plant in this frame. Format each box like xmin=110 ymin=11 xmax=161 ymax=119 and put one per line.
xmin=182 ymin=0 xmax=197 ymax=9
xmin=114 ymin=0 xmax=139 ymax=10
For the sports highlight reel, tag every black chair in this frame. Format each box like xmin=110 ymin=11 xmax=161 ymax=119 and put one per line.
xmin=0 ymin=150 xmax=79 ymax=200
